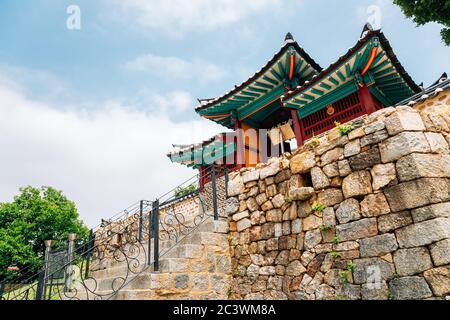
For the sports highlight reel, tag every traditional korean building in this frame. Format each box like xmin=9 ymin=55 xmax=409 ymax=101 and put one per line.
xmin=168 ymin=24 xmax=430 ymax=189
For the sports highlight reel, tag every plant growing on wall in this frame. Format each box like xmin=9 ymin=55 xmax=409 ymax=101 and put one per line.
xmin=311 ymin=203 xmax=327 ymax=214
xmin=335 ymin=121 xmax=353 ymax=136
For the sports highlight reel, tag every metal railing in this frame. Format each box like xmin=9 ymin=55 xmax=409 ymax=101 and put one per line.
xmin=0 ymin=168 xmax=227 ymax=300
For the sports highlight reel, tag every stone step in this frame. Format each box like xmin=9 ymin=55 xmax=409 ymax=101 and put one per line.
xmin=95 ymin=272 xmax=154 ymax=292
xmin=164 ymin=244 xmax=204 ymax=259
xmin=158 ymin=258 xmax=190 ymax=273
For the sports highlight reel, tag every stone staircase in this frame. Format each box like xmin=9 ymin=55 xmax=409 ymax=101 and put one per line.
xmin=71 ymin=215 xmax=231 ymax=300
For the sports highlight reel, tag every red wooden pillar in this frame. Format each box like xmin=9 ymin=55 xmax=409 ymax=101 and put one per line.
xmin=358 ymin=86 xmax=377 ymax=115
xmin=234 ymin=118 xmax=245 ymax=169
xmin=290 ymin=109 xmax=304 ymax=147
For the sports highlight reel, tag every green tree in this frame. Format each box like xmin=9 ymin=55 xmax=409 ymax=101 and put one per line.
xmin=393 ymin=0 xmax=450 ymax=45
xmin=0 ymin=186 xmax=89 ymax=281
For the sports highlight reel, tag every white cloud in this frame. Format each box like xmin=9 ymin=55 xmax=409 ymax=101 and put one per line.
xmin=123 ymin=54 xmax=227 ymax=83
xmin=0 ymin=80 xmax=224 ymax=228
xmin=104 ymin=0 xmax=282 ymax=35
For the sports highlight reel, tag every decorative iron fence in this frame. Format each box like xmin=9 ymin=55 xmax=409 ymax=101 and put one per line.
xmin=0 ymin=168 xmax=227 ymax=300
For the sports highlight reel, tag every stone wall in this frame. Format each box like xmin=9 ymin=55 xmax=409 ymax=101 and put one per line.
xmin=225 ymin=91 xmax=450 ymax=300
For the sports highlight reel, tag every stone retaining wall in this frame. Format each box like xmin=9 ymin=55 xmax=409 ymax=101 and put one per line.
xmin=225 ymin=91 xmax=450 ymax=300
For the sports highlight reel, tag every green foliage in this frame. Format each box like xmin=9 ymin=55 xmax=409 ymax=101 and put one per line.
xmin=174 ymin=183 xmax=197 ymax=198
xmin=309 ymin=135 xmax=320 ymax=150
xmin=311 ymin=203 xmax=327 ymax=214
xmin=339 ymin=270 xmax=350 ymax=283
xmin=347 ymin=261 xmax=355 ymax=273
xmin=393 ymin=0 xmax=450 ymax=45
xmin=227 ymin=287 xmax=233 ymax=298
xmin=319 ymin=224 xmax=333 ymax=232
xmin=335 ymin=121 xmax=353 ymax=136
xmin=332 ymin=236 xmax=341 ymax=245
xmin=0 ymin=186 xmax=89 ymax=281
xmin=331 ymin=251 xmax=341 ymax=260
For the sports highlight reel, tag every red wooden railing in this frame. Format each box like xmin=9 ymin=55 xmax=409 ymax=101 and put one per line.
xmin=301 ymin=92 xmax=368 ymax=140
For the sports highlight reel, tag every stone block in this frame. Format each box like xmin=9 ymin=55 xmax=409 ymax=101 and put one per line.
xmin=360 ymin=129 xmax=389 ymax=147
xmin=232 ymin=210 xmax=249 ymax=221
xmin=389 ymin=276 xmax=432 ymax=300
xmin=385 ymin=108 xmax=425 ymax=136
xmin=311 ymin=167 xmax=330 ymax=190
xmin=297 ymin=201 xmax=311 ymax=218
xmin=371 ymin=163 xmax=397 ymax=190
xmin=425 ymin=132 xmax=449 ymax=154
xmin=424 ymin=266 xmax=450 ymax=296
xmin=384 ymin=178 xmax=450 ymax=212
xmin=304 ymin=229 xmax=322 ymax=250
xmin=290 ymin=151 xmax=316 ymax=174
xmin=286 ymin=260 xmax=306 ymax=276
xmin=255 ymin=193 xmax=268 ymax=206
xmin=228 ymin=176 xmax=244 ymax=197
xmin=379 ymin=131 xmax=431 ymax=163
xmin=174 ymin=274 xmax=189 ymax=289
xmin=237 ymin=218 xmax=252 ymax=232
xmin=291 ymin=219 xmax=302 ymax=234
xmin=393 ymin=247 xmax=433 ymax=276
xmin=271 ymin=194 xmax=285 ymax=209
xmin=342 ymin=171 xmax=373 ymax=199
xmin=336 ymin=218 xmax=378 ymax=241
xmin=303 ymin=214 xmax=322 ymax=231
xmin=395 ymin=217 xmax=450 ymax=248
xmin=361 ymin=281 xmax=389 ymax=300
xmin=360 ymin=193 xmax=391 ymax=217
xmin=321 ymin=148 xmax=344 ymax=166
xmin=344 ymin=139 xmax=361 ymax=157
xmin=323 ymin=207 xmax=336 ymax=226
xmin=288 ymin=187 xmax=315 ymax=201
xmin=335 ymin=198 xmax=361 ymax=224
xmin=260 ymin=160 xmax=281 ymax=179
xmin=365 ymin=120 xmax=385 ymax=134
xmin=246 ymin=197 xmax=259 ymax=212
xmin=353 ymin=257 xmax=395 ymax=284
xmin=266 ymin=209 xmax=282 ymax=222
xmin=242 ymin=169 xmax=260 ymax=183
xmin=348 ymin=127 xmax=365 ymax=140
xmin=378 ymin=212 xmax=413 ymax=233
xmin=317 ymin=188 xmax=344 ymax=206
xmin=360 ymin=234 xmax=398 ymax=258
xmin=396 ymin=153 xmax=450 ymax=182
xmin=225 ymin=197 xmax=239 ymax=215
xmin=429 ymin=239 xmax=450 ymax=266
xmin=259 ymin=266 xmax=276 ymax=276
xmin=338 ymin=159 xmax=352 ymax=177
xmin=411 ymin=202 xmax=450 ymax=223
xmin=323 ymin=162 xmax=340 ymax=178
xmin=349 ymin=147 xmax=381 ymax=171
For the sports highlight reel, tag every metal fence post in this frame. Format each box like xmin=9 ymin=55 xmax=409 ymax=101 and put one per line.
xmin=138 ymin=200 xmax=144 ymax=242
xmin=224 ymin=167 xmax=229 ymax=198
xmin=65 ymin=233 xmax=77 ymax=292
xmin=36 ymin=240 xmax=53 ymax=300
xmin=152 ymin=200 xmax=160 ymax=272
xmin=84 ymin=229 xmax=94 ymax=279
xmin=147 ymin=204 xmax=152 ymax=267
xmin=211 ymin=165 xmax=218 ymax=220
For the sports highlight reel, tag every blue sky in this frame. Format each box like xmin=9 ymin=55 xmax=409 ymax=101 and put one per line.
xmin=0 ymin=0 xmax=448 ymax=226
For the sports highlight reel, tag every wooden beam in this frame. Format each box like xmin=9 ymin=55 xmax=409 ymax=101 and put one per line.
xmin=254 ymin=81 xmax=274 ymax=89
